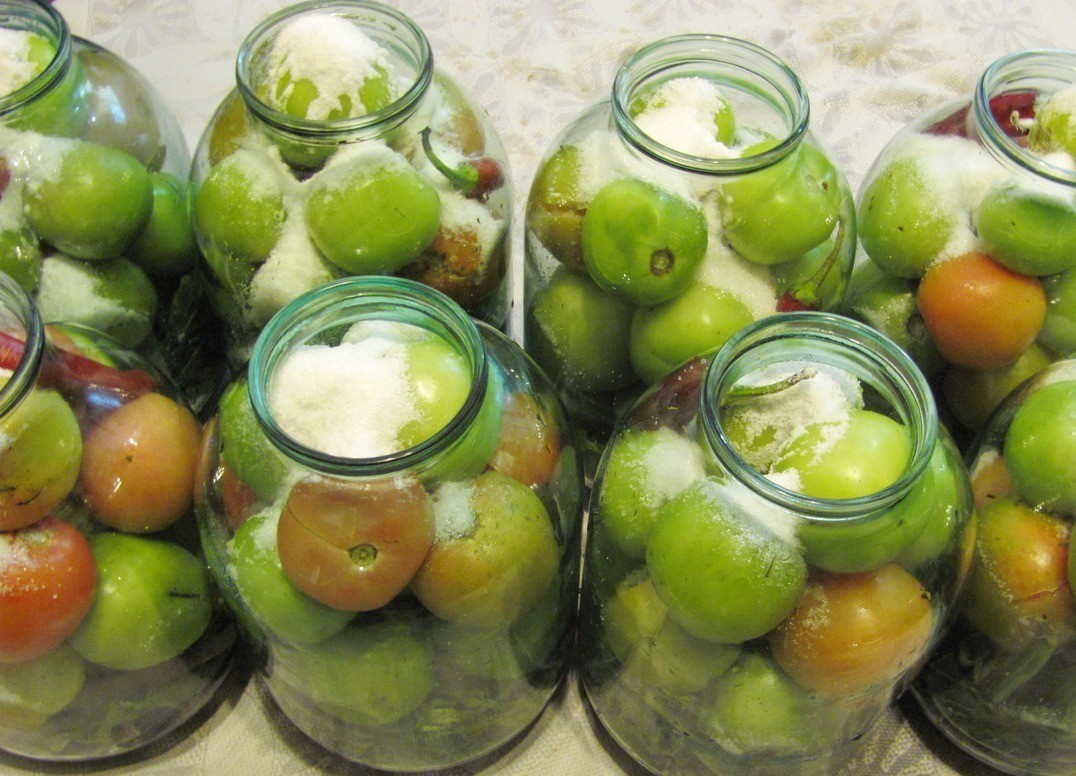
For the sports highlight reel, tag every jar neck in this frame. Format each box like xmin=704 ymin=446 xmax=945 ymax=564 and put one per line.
xmin=0 ymin=272 xmax=44 ymax=418
xmin=699 ymin=312 xmax=937 ymax=520
xmin=0 ymin=0 xmax=74 ymax=121
xmin=612 ymin=34 xmax=810 ymax=175
xmin=248 ymin=276 xmax=489 ymax=477
xmin=973 ymin=49 xmax=1076 ymax=188
xmin=236 ymin=0 xmax=433 ymax=144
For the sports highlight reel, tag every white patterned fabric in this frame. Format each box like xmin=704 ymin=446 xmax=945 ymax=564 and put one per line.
xmin=14 ymin=1 xmax=1071 ymax=774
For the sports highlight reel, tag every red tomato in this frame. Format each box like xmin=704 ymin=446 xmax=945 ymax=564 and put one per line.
xmin=0 ymin=518 xmax=96 ymax=663
xmin=277 ymin=476 xmax=435 ymax=611
xmin=489 ymin=392 xmax=561 ymax=487
xmin=917 ymin=252 xmax=1046 ymax=369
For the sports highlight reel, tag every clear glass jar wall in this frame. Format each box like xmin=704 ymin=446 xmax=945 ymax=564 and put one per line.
xmin=523 ymin=35 xmax=856 ymax=455
xmin=579 ymin=313 xmax=974 ymax=775
xmin=196 ymin=276 xmax=582 ymax=771
xmin=0 ymin=271 xmax=234 ymax=761
xmin=847 ymin=50 xmax=1076 ymax=444
xmin=189 ymin=0 xmax=513 ymax=367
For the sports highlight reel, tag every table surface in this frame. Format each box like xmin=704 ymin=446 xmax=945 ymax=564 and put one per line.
xmin=4 ymin=0 xmax=1075 ymax=773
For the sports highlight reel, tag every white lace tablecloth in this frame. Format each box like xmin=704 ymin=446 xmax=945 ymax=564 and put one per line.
xmin=4 ymin=1 xmax=1072 ymax=774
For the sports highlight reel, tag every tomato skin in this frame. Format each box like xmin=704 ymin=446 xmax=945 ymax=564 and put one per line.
xmin=277 ymin=476 xmax=435 ymax=612
xmin=489 ymin=392 xmax=561 ymax=488
xmin=917 ymin=252 xmax=1046 ymax=369
xmin=0 ymin=518 xmax=96 ymax=663
xmin=770 ymin=564 xmax=934 ymax=699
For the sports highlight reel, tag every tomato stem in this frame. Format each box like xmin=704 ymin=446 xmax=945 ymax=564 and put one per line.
xmin=721 ymin=368 xmax=818 ymax=407
xmin=784 ymin=218 xmax=847 ymax=310
xmin=420 ymin=127 xmax=504 ymax=199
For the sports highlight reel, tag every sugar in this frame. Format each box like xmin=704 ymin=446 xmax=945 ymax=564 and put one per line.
xmin=631 ymin=77 xmax=737 ymax=160
xmin=268 ymin=335 xmax=418 ymax=458
xmin=637 ymin=427 xmax=706 ymax=506
xmin=247 ymin=220 xmax=338 ymax=327
xmin=0 ymin=29 xmax=40 ymax=98
xmin=431 ymin=480 xmax=477 ymax=542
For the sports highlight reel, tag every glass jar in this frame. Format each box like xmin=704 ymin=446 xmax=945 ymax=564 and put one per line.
xmin=190 ymin=0 xmax=513 ymax=367
xmin=523 ymin=35 xmax=856 ymax=455
xmin=578 ymin=313 xmax=974 ymax=775
xmin=0 ymin=271 xmax=234 ymax=760
xmin=0 ymin=0 xmax=218 ymax=411
xmin=196 ymin=276 xmax=582 ymax=770
xmin=912 ymin=359 xmax=1076 ymax=775
xmin=847 ymin=50 xmax=1076 ymax=443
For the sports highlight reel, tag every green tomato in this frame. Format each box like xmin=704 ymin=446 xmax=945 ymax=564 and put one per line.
xmin=228 ymin=512 xmax=354 ymax=645
xmin=771 ymin=409 xmax=911 ymax=500
xmin=0 ymin=230 xmax=43 ymax=293
xmin=419 ymin=364 xmax=504 ymax=485
xmin=843 ymin=263 xmax=946 ymax=379
xmin=271 ymin=620 xmax=433 ymax=726
xmin=1029 ymin=88 xmax=1076 ymax=161
xmin=0 ymin=645 xmax=85 ymax=729
xmin=193 ymin=150 xmax=286 ymax=264
xmin=720 ymin=142 xmax=843 ymax=266
xmin=35 ymin=254 xmax=157 ymax=348
xmin=630 ymin=284 xmax=753 ymax=385
xmin=1004 ymin=380 xmax=1076 ymax=513
xmin=218 ymin=378 xmax=289 ymax=502
xmin=596 ymin=426 xmax=706 ymax=558
xmin=703 ymin=653 xmax=830 ymax=755
xmin=306 ymin=154 xmax=441 ymax=274
xmin=25 ymin=141 xmax=152 ymax=259
xmin=975 ymin=184 xmax=1076 ymax=276
xmin=646 ymin=478 xmax=807 ymax=643
xmin=126 ymin=172 xmax=197 ymax=276
xmin=942 ymin=343 xmax=1053 ymax=432
xmin=604 ymin=571 xmax=740 ymax=694
xmin=270 ymin=64 xmax=392 ymax=121
xmin=771 ymin=234 xmax=849 ymax=312
xmin=397 ymin=334 xmax=472 ymax=448
xmin=858 ymin=156 xmax=955 ymax=278
xmin=897 ymin=433 xmax=969 ymax=572
xmin=69 ymin=533 xmax=213 ymax=670
xmin=526 ymin=145 xmax=588 ymax=270
xmin=1041 ymin=267 xmax=1076 ymax=356
xmin=582 ymin=178 xmax=708 ymax=305
xmin=526 ymin=265 xmax=635 ymax=394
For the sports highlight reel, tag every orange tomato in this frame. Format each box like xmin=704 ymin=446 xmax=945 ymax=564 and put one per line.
xmin=770 ymin=564 xmax=934 ymax=699
xmin=970 ymin=450 xmax=1015 ymax=512
xmin=917 ymin=252 xmax=1046 ymax=369
xmin=489 ymin=392 xmax=561 ymax=487
xmin=79 ymin=392 xmax=202 ymax=533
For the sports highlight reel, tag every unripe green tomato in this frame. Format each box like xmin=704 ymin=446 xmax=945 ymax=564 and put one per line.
xmin=1041 ymin=267 xmax=1076 ymax=356
xmin=0 ymin=230 xmax=43 ymax=294
xmin=306 ymin=153 xmax=441 ymax=274
xmin=193 ymin=150 xmax=286 ymax=264
xmin=975 ymin=184 xmax=1076 ymax=276
xmin=942 ymin=343 xmax=1053 ymax=433
xmin=218 ymin=378 xmax=289 ymax=502
xmin=127 ymin=172 xmax=197 ymax=276
xmin=720 ymin=141 xmax=843 ymax=266
xmin=582 ymin=178 xmax=707 ymax=305
xmin=1029 ymin=89 xmax=1076 ymax=161
xmin=630 ymin=284 xmax=753 ymax=385
xmin=858 ymin=156 xmax=955 ymax=278
xmin=527 ymin=265 xmax=634 ymax=394
xmin=69 ymin=533 xmax=213 ymax=670
xmin=0 ymin=645 xmax=85 ymax=729
xmin=25 ymin=141 xmax=153 ymax=259
xmin=1003 ymin=380 xmax=1076 ymax=513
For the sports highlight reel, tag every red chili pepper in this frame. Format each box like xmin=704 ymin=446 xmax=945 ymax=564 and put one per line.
xmin=420 ymin=127 xmax=504 ymax=200
xmin=0 ymin=330 xmax=155 ymax=397
xmin=926 ymin=91 xmax=1038 ymax=140
xmin=776 ymin=292 xmax=813 ymax=312
xmin=0 ymin=158 xmax=9 ymax=200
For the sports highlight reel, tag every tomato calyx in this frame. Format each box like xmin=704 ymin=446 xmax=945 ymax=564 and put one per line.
xmin=0 ymin=330 xmax=155 ymax=399
xmin=926 ymin=91 xmax=1037 ymax=140
xmin=420 ymin=126 xmax=504 ymax=199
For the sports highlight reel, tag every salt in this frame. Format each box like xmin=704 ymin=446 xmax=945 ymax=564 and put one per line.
xmin=430 ymin=481 xmax=477 ymax=542
xmin=0 ymin=29 xmax=40 ymax=98
xmin=631 ymin=77 xmax=738 ymax=159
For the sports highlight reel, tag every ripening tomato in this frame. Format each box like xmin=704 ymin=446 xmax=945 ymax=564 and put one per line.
xmin=277 ymin=476 xmax=435 ymax=611
xmin=0 ymin=518 xmax=96 ymax=663
xmin=917 ymin=252 xmax=1046 ymax=369
xmin=970 ymin=450 xmax=1015 ymax=512
xmin=770 ymin=564 xmax=934 ymax=699
xmin=489 ymin=392 xmax=561 ymax=488
xmin=79 ymin=392 xmax=202 ymax=533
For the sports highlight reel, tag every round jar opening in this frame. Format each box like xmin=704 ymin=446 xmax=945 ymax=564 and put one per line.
xmin=236 ymin=0 xmax=433 ymax=142
xmin=0 ymin=272 xmax=44 ymax=417
xmin=612 ymin=34 xmax=810 ymax=175
xmin=700 ymin=312 xmax=937 ymax=520
xmin=974 ymin=49 xmax=1076 ymax=187
xmin=0 ymin=0 xmax=74 ymax=119
xmin=248 ymin=276 xmax=488 ymax=476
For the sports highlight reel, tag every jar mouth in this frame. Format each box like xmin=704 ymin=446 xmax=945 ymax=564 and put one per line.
xmin=236 ymin=0 xmax=433 ymax=142
xmin=975 ymin=49 xmax=1076 ymax=187
xmin=248 ymin=276 xmax=489 ymax=477
xmin=700 ymin=312 xmax=937 ymax=521
xmin=0 ymin=272 xmax=43 ymax=417
xmin=612 ymin=34 xmax=810 ymax=175
xmin=0 ymin=0 xmax=74 ymax=121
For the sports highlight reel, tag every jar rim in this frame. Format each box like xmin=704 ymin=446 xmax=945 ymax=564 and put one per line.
xmin=0 ymin=0 xmax=75 ymax=121
xmin=699 ymin=311 xmax=938 ymax=522
xmin=248 ymin=276 xmax=490 ymax=477
xmin=611 ymin=34 xmax=810 ymax=175
xmin=236 ymin=0 xmax=433 ymax=141
xmin=975 ymin=48 xmax=1076 ymax=187
xmin=0 ymin=272 xmax=44 ymax=417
